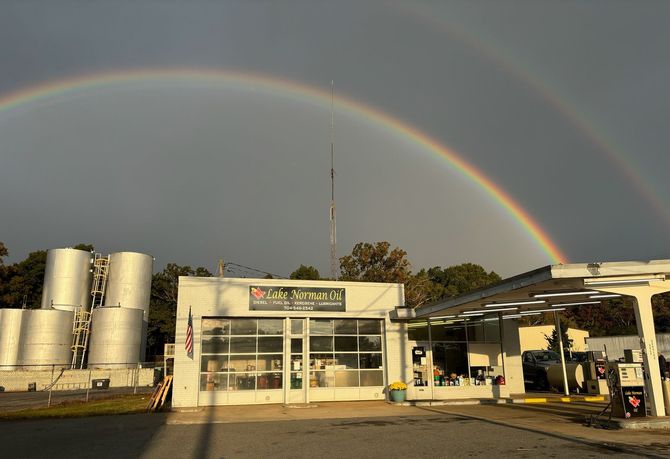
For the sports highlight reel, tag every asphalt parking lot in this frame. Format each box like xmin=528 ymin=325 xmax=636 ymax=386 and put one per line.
xmin=1 ymin=400 xmax=669 ymax=458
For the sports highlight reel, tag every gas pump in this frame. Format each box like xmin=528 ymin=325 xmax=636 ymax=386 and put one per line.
xmin=585 ymin=351 xmax=608 ymax=395
xmin=607 ymin=362 xmax=647 ymax=419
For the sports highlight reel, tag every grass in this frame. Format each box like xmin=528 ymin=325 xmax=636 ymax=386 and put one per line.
xmin=0 ymin=394 xmax=152 ymax=421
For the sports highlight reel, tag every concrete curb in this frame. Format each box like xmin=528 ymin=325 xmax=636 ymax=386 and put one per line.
xmin=388 ymin=396 xmax=606 ymax=407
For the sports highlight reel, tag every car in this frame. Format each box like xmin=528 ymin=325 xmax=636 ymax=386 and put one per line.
xmin=522 ymin=350 xmax=562 ymax=390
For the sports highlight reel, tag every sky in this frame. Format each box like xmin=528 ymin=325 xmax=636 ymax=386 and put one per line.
xmin=0 ymin=0 xmax=669 ymax=279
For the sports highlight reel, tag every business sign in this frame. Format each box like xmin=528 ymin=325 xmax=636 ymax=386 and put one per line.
xmin=249 ymin=286 xmax=346 ymax=312
xmin=621 ymin=387 xmax=646 ymax=418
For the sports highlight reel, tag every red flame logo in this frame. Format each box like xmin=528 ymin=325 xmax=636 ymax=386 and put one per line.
xmin=251 ymin=287 xmax=266 ymax=299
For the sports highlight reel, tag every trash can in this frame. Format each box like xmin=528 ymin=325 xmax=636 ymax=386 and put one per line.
xmin=91 ymin=378 xmax=110 ymax=390
xmin=28 ymin=382 xmax=36 ymax=392
xmin=153 ymin=367 xmax=164 ymax=386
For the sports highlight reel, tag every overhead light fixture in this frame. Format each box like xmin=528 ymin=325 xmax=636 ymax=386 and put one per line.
xmin=585 ymin=278 xmax=663 ymax=286
xmin=458 ymin=312 xmax=483 ymax=317
xmin=502 ymin=314 xmax=522 ymax=320
xmin=474 ymin=307 xmax=518 ymax=313
xmin=589 ymin=294 xmax=621 ymax=299
xmin=532 ymin=291 xmax=599 ymax=298
xmin=519 ymin=307 xmax=566 ymax=313
xmin=484 ymin=300 xmax=545 ymax=307
xmin=551 ymin=301 xmax=600 ymax=307
xmin=519 ymin=312 xmax=542 ymax=316
xmin=430 ymin=315 xmax=456 ymax=320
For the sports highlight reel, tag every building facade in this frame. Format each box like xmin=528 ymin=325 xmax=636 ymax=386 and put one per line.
xmin=172 ymin=277 xmax=524 ymax=408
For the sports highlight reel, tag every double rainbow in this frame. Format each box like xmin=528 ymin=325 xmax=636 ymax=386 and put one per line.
xmin=0 ymin=68 xmax=567 ymax=264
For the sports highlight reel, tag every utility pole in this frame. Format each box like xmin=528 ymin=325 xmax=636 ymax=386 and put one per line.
xmin=329 ymin=80 xmax=339 ymax=280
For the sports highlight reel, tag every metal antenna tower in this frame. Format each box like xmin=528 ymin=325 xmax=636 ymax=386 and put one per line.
xmin=329 ymin=80 xmax=339 ymax=280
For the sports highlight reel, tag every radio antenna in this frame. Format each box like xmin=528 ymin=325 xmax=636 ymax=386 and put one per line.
xmin=329 ymin=80 xmax=339 ymax=280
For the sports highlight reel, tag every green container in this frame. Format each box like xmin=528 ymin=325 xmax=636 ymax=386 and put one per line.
xmin=390 ymin=389 xmax=406 ymax=403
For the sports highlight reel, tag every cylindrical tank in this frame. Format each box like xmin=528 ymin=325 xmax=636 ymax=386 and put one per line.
xmin=19 ymin=309 xmax=74 ymax=369
xmin=0 ymin=309 xmax=25 ymax=370
xmin=40 ymin=248 xmax=93 ymax=311
xmin=547 ymin=362 xmax=585 ymax=392
xmin=104 ymin=252 xmax=152 ymax=314
xmin=87 ymin=307 xmax=144 ymax=369
xmin=103 ymin=251 xmax=153 ymax=361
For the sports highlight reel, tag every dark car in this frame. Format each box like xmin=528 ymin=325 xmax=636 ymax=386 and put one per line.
xmin=522 ymin=350 xmax=561 ymax=390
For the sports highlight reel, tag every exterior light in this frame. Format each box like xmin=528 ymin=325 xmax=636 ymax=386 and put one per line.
xmin=589 ymin=294 xmax=621 ymax=299
xmin=484 ymin=300 xmax=545 ymax=307
xmin=472 ymin=307 xmax=518 ymax=313
xmin=551 ymin=301 xmax=600 ymax=307
xmin=458 ymin=312 xmax=483 ymax=317
xmin=532 ymin=291 xmax=599 ymax=298
xmin=430 ymin=315 xmax=456 ymax=319
xmin=518 ymin=307 xmax=566 ymax=313
xmin=502 ymin=315 xmax=522 ymax=320
xmin=584 ymin=278 xmax=663 ymax=286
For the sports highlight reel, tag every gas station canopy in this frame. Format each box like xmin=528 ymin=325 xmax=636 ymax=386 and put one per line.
xmin=409 ymin=259 xmax=670 ymax=417
xmin=413 ymin=259 xmax=670 ymax=319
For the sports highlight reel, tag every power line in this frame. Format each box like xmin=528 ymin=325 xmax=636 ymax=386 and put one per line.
xmin=219 ymin=261 xmax=288 ymax=279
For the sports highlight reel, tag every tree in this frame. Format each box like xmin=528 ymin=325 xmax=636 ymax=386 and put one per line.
xmin=72 ymin=243 xmax=94 ymax=252
xmin=290 ymin=265 xmax=321 ymax=280
xmin=425 ymin=263 xmax=501 ymax=299
xmin=544 ymin=317 xmax=573 ymax=354
xmin=0 ymin=249 xmax=47 ymax=308
xmin=339 ymin=241 xmax=412 ymax=284
xmin=147 ymin=263 xmax=212 ymax=358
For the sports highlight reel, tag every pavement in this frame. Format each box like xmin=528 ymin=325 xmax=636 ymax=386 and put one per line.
xmin=167 ymin=399 xmax=670 ymax=457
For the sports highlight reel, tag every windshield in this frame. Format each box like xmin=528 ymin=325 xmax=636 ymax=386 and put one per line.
xmin=532 ymin=351 xmax=560 ymax=361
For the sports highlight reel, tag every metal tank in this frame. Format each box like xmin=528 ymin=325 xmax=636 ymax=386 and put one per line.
xmin=40 ymin=248 xmax=93 ymax=311
xmin=0 ymin=309 xmax=25 ymax=370
xmin=102 ymin=251 xmax=153 ymax=361
xmin=87 ymin=307 xmax=144 ymax=369
xmin=19 ymin=309 xmax=74 ymax=369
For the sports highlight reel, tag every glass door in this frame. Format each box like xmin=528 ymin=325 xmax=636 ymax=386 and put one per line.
xmin=285 ymin=318 xmax=307 ymax=403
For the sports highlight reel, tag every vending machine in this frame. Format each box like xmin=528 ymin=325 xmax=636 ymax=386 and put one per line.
xmin=607 ymin=362 xmax=647 ymax=419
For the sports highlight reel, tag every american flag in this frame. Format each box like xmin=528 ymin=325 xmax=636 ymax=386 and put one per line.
xmin=185 ymin=306 xmax=193 ymax=359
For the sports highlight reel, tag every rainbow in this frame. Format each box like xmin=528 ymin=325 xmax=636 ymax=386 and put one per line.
xmin=396 ymin=3 xmax=670 ymax=229
xmin=0 ymin=68 xmax=568 ymax=263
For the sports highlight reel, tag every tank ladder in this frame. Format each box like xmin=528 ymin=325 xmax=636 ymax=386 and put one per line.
xmin=71 ymin=253 xmax=110 ymax=369
xmin=71 ymin=308 xmax=92 ymax=369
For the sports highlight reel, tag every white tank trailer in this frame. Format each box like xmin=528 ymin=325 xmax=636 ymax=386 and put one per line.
xmin=40 ymin=248 xmax=93 ymax=311
xmin=87 ymin=251 xmax=153 ymax=368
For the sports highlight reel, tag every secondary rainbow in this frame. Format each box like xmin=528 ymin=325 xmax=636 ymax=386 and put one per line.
xmin=0 ymin=68 xmax=568 ymax=263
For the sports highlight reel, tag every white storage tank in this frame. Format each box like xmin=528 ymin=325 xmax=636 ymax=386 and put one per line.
xmin=103 ymin=251 xmax=153 ymax=361
xmin=40 ymin=248 xmax=93 ymax=311
xmin=19 ymin=309 xmax=74 ymax=369
xmin=87 ymin=307 xmax=144 ymax=369
xmin=0 ymin=309 xmax=25 ymax=370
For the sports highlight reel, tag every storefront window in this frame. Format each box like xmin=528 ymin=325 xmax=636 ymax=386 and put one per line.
xmin=432 ymin=343 xmax=468 ymax=386
xmin=308 ymin=319 xmax=384 ymax=388
xmin=408 ymin=321 xmax=429 ymax=341
xmin=201 ymin=318 xmax=283 ymax=391
xmin=407 ymin=313 xmax=504 ymax=388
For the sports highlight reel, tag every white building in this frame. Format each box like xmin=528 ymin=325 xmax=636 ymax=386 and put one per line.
xmin=171 ymin=276 xmax=523 ymax=408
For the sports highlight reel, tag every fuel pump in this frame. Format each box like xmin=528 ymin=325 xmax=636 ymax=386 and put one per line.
xmin=607 ymin=362 xmax=647 ymax=418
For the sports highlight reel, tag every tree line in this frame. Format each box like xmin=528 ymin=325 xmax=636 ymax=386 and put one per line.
xmin=2 ymin=240 xmax=670 ymax=359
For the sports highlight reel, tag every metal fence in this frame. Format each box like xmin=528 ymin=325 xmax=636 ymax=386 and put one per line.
xmin=0 ymin=362 xmax=160 ymax=409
